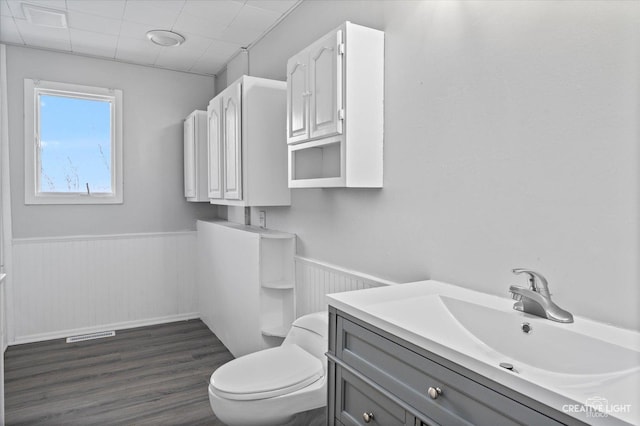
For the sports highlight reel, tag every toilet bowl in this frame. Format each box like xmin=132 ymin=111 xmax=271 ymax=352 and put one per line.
xmin=208 ymin=312 xmax=328 ymax=426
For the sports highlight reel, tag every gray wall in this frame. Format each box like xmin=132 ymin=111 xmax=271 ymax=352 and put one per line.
xmin=6 ymin=46 xmax=218 ymax=238
xmin=247 ymin=1 xmax=639 ymax=329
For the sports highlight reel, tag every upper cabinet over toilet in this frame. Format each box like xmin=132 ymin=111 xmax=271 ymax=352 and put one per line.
xmin=184 ymin=110 xmax=208 ymax=202
xmin=208 ymin=75 xmax=290 ymax=207
xmin=287 ymin=22 xmax=384 ymax=188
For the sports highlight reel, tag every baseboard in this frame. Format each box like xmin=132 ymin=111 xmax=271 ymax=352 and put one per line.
xmin=10 ymin=312 xmax=200 ymax=346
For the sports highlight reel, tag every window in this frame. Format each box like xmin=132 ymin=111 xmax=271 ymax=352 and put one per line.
xmin=24 ymin=79 xmax=123 ymax=204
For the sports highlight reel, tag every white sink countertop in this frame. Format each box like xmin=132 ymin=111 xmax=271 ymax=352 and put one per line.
xmin=327 ymin=280 xmax=640 ymax=426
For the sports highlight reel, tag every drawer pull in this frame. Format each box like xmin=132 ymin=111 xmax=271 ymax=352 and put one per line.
xmin=427 ymin=386 xmax=442 ymax=399
xmin=362 ymin=412 xmax=375 ymax=423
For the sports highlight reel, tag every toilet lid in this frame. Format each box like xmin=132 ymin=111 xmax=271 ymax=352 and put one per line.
xmin=209 ymin=344 xmax=324 ymax=401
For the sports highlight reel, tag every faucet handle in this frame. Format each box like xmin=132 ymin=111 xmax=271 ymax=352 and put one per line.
xmin=512 ymin=268 xmax=550 ymax=296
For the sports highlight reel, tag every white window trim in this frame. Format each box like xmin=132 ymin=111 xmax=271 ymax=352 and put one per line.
xmin=24 ymin=79 xmax=123 ymax=205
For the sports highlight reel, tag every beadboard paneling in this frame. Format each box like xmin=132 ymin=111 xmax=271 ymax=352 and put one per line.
xmin=11 ymin=232 xmax=197 ymax=344
xmin=295 ymin=256 xmax=399 ymax=316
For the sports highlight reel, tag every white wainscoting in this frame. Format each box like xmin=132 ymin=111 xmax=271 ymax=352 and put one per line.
xmin=295 ymin=256 xmax=399 ymax=316
xmin=11 ymin=232 xmax=198 ymax=344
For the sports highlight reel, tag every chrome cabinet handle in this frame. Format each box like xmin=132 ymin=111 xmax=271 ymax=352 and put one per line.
xmin=362 ymin=412 xmax=374 ymax=423
xmin=427 ymin=386 xmax=442 ymax=399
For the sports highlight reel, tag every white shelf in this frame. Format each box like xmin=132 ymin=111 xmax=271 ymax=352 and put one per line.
xmin=261 ymin=325 xmax=289 ymax=338
xmin=261 ymin=280 xmax=294 ymax=290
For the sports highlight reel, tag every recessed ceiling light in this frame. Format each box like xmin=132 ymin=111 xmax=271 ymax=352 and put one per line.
xmin=22 ymin=3 xmax=68 ymax=28
xmin=146 ymin=30 xmax=185 ymax=47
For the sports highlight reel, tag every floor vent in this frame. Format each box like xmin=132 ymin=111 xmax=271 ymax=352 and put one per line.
xmin=66 ymin=330 xmax=115 ymax=343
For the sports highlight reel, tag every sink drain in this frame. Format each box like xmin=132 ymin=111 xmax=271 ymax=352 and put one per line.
xmin=521 ymin=322 xmax=532 ymax=334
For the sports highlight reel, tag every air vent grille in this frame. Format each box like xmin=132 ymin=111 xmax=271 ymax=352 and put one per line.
xmin=66 ymin=330 xmax=115 ymax=343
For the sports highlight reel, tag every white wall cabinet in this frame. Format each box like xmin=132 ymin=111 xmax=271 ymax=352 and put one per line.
xmin=197 ymin=220 xmax=295 ymax=358
xmin=183 ymin=110 xmax=208 ymax=202
xmin=207 ymin=76 xmax=290 ymax=206
xmin=287 ymin=21 xmax=384 ymax=188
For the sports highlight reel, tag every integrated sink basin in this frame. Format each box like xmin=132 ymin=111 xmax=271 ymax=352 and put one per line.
xmin=327 ymin=280 xmax=640 ymax=425
xmin=440 ymin=296 xmax=640 ymax=376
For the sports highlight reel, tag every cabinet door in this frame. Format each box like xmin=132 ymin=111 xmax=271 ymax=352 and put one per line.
xmin=183 ymin=115 xmax=196 ymax=198
xmin=286 ymin=52 xmax=309 ymax=143
xmin=207 ymin=98 xmax=223 ymax=199
xmin=222 ymin=83 xmax=242 ymax=200
xmin=309 ymin=29 xmax=343 ymax=140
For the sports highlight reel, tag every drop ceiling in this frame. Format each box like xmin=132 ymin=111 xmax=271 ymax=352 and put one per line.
xmin=0 ymin=0 xmax=300 ymax=76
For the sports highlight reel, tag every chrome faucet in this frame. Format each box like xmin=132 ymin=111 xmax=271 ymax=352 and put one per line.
xmin=509 ymin=268 xmax=573 ymax=323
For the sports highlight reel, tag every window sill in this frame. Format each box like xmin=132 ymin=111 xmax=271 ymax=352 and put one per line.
xmin=25 ymin=194 xmax=123 ymax=205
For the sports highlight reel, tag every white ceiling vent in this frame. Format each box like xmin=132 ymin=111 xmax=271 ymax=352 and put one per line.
xmin=22 ymin=3 xmax=68 ymax=29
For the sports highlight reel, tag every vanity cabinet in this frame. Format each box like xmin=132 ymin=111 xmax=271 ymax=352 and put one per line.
xmin=286 ymin=21 xmax=384 ymax=188
xmin=328 ymin=308 xmax=581 ymax=426
xmin=207 ymin=75 xmax=290 ymax=206
xmin=183 ymin=110 xmax=208 ymax=202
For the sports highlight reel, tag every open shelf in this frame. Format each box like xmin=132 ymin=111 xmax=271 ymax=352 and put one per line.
xmin=258 ymin=232 xmax=295 ymax=344
xmin=261 ymin=325 xmax=289 ymax=338
xmin=260 ymin=287 xmax=294 ymax=340
xmin=262 ymin=280 xmax=294 ymax=290
xmin=289 ymin=138 xmax=346 ymax=188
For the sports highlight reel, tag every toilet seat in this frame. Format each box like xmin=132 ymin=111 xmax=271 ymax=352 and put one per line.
xmin=209 ymin=344 xmax=324 ymax=401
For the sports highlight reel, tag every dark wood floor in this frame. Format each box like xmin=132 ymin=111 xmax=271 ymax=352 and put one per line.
xmin=4 ymin=320 xmax=326 ymax=425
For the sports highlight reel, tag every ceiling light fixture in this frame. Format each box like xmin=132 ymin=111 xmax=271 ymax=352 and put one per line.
xmin=146 ymin=30 xmax=185 ymax=47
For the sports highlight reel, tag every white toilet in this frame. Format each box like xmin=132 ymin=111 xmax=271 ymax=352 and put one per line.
xmin=208 ymin=312 xmax=328 ymax=426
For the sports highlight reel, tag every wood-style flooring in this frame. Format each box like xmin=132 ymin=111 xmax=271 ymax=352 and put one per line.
xmin=4 ymin=320 xmax=326 ymax=425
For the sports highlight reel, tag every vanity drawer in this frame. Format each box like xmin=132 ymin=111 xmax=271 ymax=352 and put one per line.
xmin=336 ymin=365 xmax=410 ymax=426
xmin=337 ymin=317 xmax=563 ymax=426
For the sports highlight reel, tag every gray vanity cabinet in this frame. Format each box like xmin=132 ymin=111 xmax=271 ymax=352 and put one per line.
xmin=328 ymin=307 xmax=585 ymax=426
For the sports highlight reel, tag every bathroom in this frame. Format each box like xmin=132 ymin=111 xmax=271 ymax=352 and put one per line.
xmin=0 ymin=0 xmax=637 ymax=425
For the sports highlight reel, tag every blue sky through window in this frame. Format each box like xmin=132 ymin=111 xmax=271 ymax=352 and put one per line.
xmin=39 ymin=94 xmax=112 ymax=193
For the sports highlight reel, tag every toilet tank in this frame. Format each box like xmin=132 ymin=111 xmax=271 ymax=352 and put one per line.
xmin=283 ymin=312 xmax=328 ymax=362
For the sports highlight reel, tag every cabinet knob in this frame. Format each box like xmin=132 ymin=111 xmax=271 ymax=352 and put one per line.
xmin=362 ymin=412 xmax=374 ymax=423
xmin=427 ymin=386 xmax=442 ymax=400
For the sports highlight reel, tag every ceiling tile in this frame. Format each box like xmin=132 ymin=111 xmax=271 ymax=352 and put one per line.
xmin=245 ymin=0 xmax=298 ymax=14
xmin=172 ymin=9 xmax=227 ymax=40
xmin=15 ymin=18 xmax=71 ymax=51
xmin=0 ymin=1 xmax=12 ymax=17
xmin=219 ymin=22 xmax=264 ymax=47
xmin=123 ymin=0 xmax=185 ymax=28
xmin=119 ymin=20 xmax=156 ymax=41
xmin=0 ymin=16 xmax=25 ymax=44
xmin=181 ymin=0 xmax=242 ymax=26
xmin=70 ymin=29 xmax=118 ymax=58
xmin=233 ymin=4 xmax=281 ymax=31
xmin=175 ymin=32 xmax=213 ymax=55
xmin=218 ymin=3 xmax=280 ymax=45
xmin=203 ymin=39 xmax=243 ymax=59
xmin=191 ymin=39 xmax=242 ymax=73
xmin=5 ymin=1 xmax=25 ymax=19
xmin=66 ymin=0 xmax=126 ymax=20
xmin=155 ymin=31 xmax=213 ymax=71
xmin=115 ymin=36 xmax=161 ymax=65
xmin=67 ymin=11 xmax=122 ymax=36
